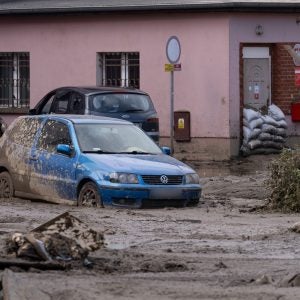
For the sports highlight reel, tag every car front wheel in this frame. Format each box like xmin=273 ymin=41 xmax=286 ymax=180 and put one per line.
xmin=0 ymin=172 xmax=14 ymax=199
xmin=78 ymin=182 xmax=102 ymax=207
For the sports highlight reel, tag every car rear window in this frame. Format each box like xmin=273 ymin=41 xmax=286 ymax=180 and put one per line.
xmin=89 ymin=93 xmax=152 ymax=113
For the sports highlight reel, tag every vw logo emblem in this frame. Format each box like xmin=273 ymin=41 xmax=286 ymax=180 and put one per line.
xmin=160 ymin=175 xmax=168 ymax=184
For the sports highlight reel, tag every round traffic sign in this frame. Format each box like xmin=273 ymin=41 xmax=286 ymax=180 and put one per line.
xmin=166 ymin=36 xmax=181 ymax=64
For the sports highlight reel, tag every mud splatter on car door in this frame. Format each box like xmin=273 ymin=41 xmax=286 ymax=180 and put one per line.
xmin=29 ymin=119 xmax=77 ymax=201
xmin=3 ymin=118 xmax=42 ymax=193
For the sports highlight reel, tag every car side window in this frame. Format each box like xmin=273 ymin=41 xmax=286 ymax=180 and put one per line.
xmin=36 ymin=120 xmax=72 ymax=153
xmin=51 ymin=91 xmax=72 ymax=114
xmin=40 ymin=93 xmax=56 ymax=114
xmin=69 ymin=93 xmax=85 ymax=114
xmin=9 ymin=118 xmax=42 ymax=147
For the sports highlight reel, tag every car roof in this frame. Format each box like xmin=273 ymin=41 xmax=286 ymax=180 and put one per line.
xmin=56 ymin=86 xmax=149 ymax=96
xmin=24 ymin=114 xmax=133 ymax=125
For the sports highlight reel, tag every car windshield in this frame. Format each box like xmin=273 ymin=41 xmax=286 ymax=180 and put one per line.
xmin=89 ymin=93 xmax=151 ymax=113
xmin=74 ymin=123 xmax=162 ymax=154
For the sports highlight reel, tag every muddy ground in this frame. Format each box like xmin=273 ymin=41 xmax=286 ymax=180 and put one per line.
xmin=1 ymin=154 xmax=300 ymax=299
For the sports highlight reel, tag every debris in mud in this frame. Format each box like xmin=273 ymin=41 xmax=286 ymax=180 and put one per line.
xmin=6 ymin=212 xmax=104 ymax=262
xmin=0 ymin=258 xmax=67 ymax=271
xmin=289 ymin=222 xmax=300 ymax=233
xmin=255 ymin=274 xmax=274 ymax=285
xmin=85 ymin=249 xmax=189 ymax=274
xmin=140 ymin=260 xmax=188 ymax=272
xmin=238 ymin=204 xmax=266 ymax=213
xmin=278 ymin=273 xmax=300 ymax=287
xmin=215 ymin=261 xmax=227 ymax=269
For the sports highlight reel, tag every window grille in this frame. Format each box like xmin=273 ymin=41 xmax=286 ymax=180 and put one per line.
xmin=0 ymin=52 xmax=30 ymax=108
xmin=98 ymin=52 xmax=139 ymax=88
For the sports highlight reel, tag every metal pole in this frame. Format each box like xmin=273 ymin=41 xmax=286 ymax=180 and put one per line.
xmin=170 ymin=70 xmax=174 ymax=155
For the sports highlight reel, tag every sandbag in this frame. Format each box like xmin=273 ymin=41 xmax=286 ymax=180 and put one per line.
xmin=243 ymin=127 xmax=261 ymax=143
xmin=258 ymin=133 xmax=285 ymax=144
xmin=240 ymin=145 xmax=251 ymax=156
xmin=273 ymin=135 xmax=285 ymax=143
xmin=261 ymin=124 xmax=277 ymax=134
xmin=251 ymin=148 xmax=282 ymax=155
xmin=243 ymin=108 xmax=261 ymax=122
xmin=276 ymin=119 xmax=288 ymax=129
xmin=240 ymin=145 xmax=281 ymax=156
xmin=258 ymin=132 xmax=273 ymax=141
xmin=248 ymin=139 xmax=262 ymax=150
xmin=275 ymin=127 xmax=287 ymax=137
xmin=243 ymin=117 xmax=263 ymax=130
xmin=261 ymin=115 xmax=280 ymax=127
xmin=241 ymin=105 xmax=287 ymax=157
xmin=268 ymin=104 xmax=285 ymax=121
xmin=262 ymin=141 xmax=284 ymax=149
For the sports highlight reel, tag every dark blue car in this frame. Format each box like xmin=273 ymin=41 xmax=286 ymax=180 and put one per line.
xmin=29 ymin=86 xmax=159 ymax=143
xmin=0 ymin=115 xmax=201 ymax=208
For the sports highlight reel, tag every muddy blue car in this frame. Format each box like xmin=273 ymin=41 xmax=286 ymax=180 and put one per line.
xmin=0 ymin=115 xmax=201 ymax=208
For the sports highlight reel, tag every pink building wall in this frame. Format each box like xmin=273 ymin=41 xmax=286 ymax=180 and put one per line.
xmin=0 ymin=13 xmax=230 ymax=139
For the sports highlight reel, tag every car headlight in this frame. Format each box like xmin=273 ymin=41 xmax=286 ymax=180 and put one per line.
xmin=108 ymin=172 xmax=139 ymax=184
xmin=185 ymin=173 xmax=200 ymax=184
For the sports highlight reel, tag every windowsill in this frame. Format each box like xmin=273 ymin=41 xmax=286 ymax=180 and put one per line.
xmin=0 ymin=107 xmax=29 ymax=114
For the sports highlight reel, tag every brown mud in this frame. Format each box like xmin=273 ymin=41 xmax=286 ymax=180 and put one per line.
xmin=1 ymin=154 xmax=300 ymax=299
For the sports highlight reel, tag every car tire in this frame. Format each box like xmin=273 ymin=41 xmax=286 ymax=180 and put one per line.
xmin=78 ymin=182 xmax=103 ymax=207
xmin=0 ymin=171 xmax=14 ymax=199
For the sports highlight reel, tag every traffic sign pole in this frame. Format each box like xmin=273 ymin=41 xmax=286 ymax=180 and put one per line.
xmin=170 ymin=70 xmax=174 ymax=155
xmin=166 ymin=36 xmax=181 ymax=155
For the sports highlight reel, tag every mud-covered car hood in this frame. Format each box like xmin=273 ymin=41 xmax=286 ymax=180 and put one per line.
xmin=81 ymin=153 xmax=194 ymax=175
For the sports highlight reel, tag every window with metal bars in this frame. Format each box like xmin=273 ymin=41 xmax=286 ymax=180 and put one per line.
xmin=0 ymin=52 xmax=30 ymax=108
xmin=98 ymin=52 xmax=139 ymax=88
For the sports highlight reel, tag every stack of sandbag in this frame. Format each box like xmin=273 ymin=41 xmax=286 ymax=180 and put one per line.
xmin=241 ymin=104 xmax=287 ymax=156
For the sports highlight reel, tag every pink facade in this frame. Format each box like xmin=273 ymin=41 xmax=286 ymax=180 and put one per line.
xmin=0 ymin=13 xmax=230 ymax=138
xmin=1 ymin=11 xmax=300 ymax=159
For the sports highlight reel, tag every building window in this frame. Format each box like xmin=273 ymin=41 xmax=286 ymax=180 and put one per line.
xmin=98 ymin=52 xmax=139 ymax=88
xmin=0 ymin=52 xmax=30 ymax=108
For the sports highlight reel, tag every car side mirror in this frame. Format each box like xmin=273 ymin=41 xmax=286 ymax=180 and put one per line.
xmin=56 ymin=144 xmax=73 ymax=156
xmin=29 ymin=108 xmax=37 ymax=115
xmin=161 ymin=146 xmax=171 ymax=155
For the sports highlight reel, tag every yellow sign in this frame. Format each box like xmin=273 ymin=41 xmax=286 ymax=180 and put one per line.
xmin=165 ymin=63 xmax=182 ymax=72
xmin=178 ymin=118 xmax=184 ymax=129
xmin=165 ymin=64 xmax=174 ymax=72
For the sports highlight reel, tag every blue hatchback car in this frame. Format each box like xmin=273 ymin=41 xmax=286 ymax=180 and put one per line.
xmin=0 ymin=115 xmax=201 ymax=208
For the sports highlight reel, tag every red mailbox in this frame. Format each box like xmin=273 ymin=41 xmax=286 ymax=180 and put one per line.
xmin=291 ymin=102 xmax=300 ymax=122
xmin=174 ymin=111 xmax=191 ymax=142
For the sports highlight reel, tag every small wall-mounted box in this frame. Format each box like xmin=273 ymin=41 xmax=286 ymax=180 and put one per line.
xmin=174 ymin=111 xmax=191 ymax=142
xmin=291 ymin=103 xmax=300 ymax=122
